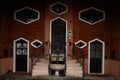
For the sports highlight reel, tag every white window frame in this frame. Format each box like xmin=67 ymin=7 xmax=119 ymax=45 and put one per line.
xmin=79 ymin=7 xmax=105 ymax=25
xmin=75 ymin=40 xmax=87 ymax=49
xmin=50 ymin=2 xmax=68 ymax=15
xmin=31 ymin=39 xmax=43 ymax=48
xmin=14 ymin=7 xmax=40 ymax=24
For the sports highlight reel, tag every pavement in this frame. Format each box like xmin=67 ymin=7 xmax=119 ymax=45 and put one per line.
xmin=0 ymin=73 xmax=120 ymax=80
xmin=84 ymin=75 xmax=120 ymax=80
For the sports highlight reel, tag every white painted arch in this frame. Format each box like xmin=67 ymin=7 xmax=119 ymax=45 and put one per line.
xmin=88 ymin=38 xmax=105 ymax=74
xmin=50 ymin=17 xmax=68 ymax=55
xmin=13 ymin=37 xmax=29 ymax=73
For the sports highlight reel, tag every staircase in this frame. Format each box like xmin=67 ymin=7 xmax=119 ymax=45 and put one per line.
xmin=32 ymin=56 xmax=83 ymax=77
xmin=66 ymin=56 xmax=83 ymax=77
xmin=32 ymin=58 xmax=49 ymax=76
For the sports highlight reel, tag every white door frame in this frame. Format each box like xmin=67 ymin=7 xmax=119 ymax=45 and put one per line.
xmin=13 ymin=37 xmax=29 ymax=73
xmin=50 ymin=17 xmax=68 ymax=55
xmin=88 ymin=38 xmax=105 ymax=74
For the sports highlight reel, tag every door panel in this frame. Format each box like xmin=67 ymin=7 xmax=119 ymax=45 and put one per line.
xmin=51 ymin=18 xmax=66 ymax=64
xmin=51 ymin=18 xmax=66 ymax=44
xmin=15 ymin=39 xmax=28 ymax=72
xmin=90 ymin=40 xmax=103 ymax=73
xmin=16 ymin=55 xmax=27 ymax=71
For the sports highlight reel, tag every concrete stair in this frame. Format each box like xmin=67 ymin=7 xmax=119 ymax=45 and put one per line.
xmin=32 ymin=58 xmax=49 ymax=76
xmin=32 ymin=56 xmax=83 ymax=77
xmin=66 ymin=56 xmax=83 ymax=77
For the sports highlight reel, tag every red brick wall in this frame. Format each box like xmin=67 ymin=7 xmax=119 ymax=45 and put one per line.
xmin=0 ymin=1 xmax=11 ymax=58
xmin=10 ymin=0 xmax=45 ymax=41
xmin=111 ymin=7 xmax=120 ymax=61
xmin=44 ymin=0 xmax=73 ymax=55
xmin=73 ymin=0 xmax=112 ymax=59
xmin=0 ymin=0 xmax=45 ymax=58
xmin=110 ymin=6 xmax=120 ymax=77
xmin=0 ymin=58 xmax=13 ymax=75
xmin=0 ymin=0 xmax=45 ymax=75
xmin=0 ymin=0 xmax=120 ymax=77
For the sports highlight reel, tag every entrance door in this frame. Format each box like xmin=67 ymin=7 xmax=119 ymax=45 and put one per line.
xmin=14 ymin=38 xmax=29 ymax=72
xmin=89 ymin=39 xmax=104 ymax=74
xmin=50 ymin=18 xmax=66 ymax=59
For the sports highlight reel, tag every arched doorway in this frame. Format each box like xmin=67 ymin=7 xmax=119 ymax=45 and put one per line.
xmin=13 ymin=37 xmax=29 ymax=73
xmin=49 ymin=17 xmax=67 ymax=76
xmin=50 ymin=17 xmax=67 ymax=55
xmin=88 ymin=38 xmax=105 ymax=74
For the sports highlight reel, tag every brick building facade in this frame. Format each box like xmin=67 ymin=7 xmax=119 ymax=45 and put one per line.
xmin=0 ymin=0 xmax=120 ymax=78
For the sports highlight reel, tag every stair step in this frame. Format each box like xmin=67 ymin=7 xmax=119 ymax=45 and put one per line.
xmin=67 ymin=74 xmax=83 ymax=77
xmin=66 ymin=60 xmax=76 ymax=63
xmin=32 ymin=73 xmax=48 ymax=76
xmin=32 ymin=70 xmax=48 ymax=73
xmin=33 ymin=66 xmax=48 ymax=69
xmin=32 ymin=56 xmax=83 ymax=77
xmin=33 ymin=68 xmax=48 ymax=70
xmin=35 ymin=63 xmax=48 ymax=66
xmin=67 ymin=67 xmax=82 ymax=70
xmin=67 ymin=63 xmax=80 ymax=65
xmin=67 ymin=72 xmax=83 ymax=75
xmin=67 ymin=70 xmax=83 ymax=73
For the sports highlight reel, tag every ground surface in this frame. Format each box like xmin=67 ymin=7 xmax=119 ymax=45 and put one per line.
xmin=0 ymin=73 xmax=119 ymax=80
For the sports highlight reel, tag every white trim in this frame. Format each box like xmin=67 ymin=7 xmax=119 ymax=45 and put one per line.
xmin=79 ymin=7 xmax=105 ymax=25
xmin=50 ymin=2 xmax=68 ymax=15
xmin=88 ymin=38 xmax=105 ymax=74
xmin=14 ymin=7 xmax=40 ymax=24
xmin=31 ymin=39 xmax=43 ymax=48
xmin=75 ymin=40 xmax=87 ymax=49
xmin=50 ymin=17 xmax=68 ymax=55
xmin=13 ymin=37 xmax=29 ymax=73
